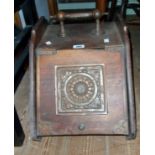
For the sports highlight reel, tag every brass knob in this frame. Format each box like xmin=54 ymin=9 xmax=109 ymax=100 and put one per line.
xmin=57 ymin=12 xmax=65 ymax=37
xmin=57 ymin=12 xmax=65 ymax=21
xmin=93 ymin=9 xmax=101 ymax=35
xmin=93 ymin=9 xmax=101 ymax=19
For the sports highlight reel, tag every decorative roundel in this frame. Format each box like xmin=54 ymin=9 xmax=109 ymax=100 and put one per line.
xmin=64 ymin=73 xmax=97 ymax=106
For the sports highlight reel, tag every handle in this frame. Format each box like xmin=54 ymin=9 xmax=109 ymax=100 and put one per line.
xmin=56 ymin=10 xmax=102 ymax=37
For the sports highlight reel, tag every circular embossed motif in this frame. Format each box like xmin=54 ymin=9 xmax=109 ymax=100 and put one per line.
xmin=64 ymin=73 xmax=97 ymax=106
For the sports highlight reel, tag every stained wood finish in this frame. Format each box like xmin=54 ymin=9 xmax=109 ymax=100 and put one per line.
xmin=29 ymin=17 xmax=48 ymax=140
xmin=15 ymin=24 xmax=140 ymax=151
xmin=96 ymin=0 xmax=107 ymax=13
xmin=36 ymin=20 xmax=122 ymax=52
xmin=48 ymin=0 xmax=58 ymax=15
xmin=47 ymin=0 xmax=118 ymax=22
xmin=15 ymin=23 xmax=139 ymax=155
xmin=29 ymin=13 xmax=136 ymax=139
xmin=36 ymin=50 xmax=128 ymax=136
xmin=115 ymin=14 xmax=136 ymax=138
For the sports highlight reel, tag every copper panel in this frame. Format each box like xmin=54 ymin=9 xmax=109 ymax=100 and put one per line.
xmin=55 ymin=64 xmax=107 ymax=115
xmin=36 ymin=50 xmax=128 ymax=136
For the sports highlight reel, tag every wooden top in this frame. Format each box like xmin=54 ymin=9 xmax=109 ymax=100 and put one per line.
xmin=36 ymin=21 xmax=123 ymax=54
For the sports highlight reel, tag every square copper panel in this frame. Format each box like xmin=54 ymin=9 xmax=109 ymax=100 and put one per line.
xmin=55 ymin=64 xmax=107 ymax=115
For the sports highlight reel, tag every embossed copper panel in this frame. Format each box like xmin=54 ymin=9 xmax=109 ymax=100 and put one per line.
xmin=55 ymin=64 xmax=107 ymax=115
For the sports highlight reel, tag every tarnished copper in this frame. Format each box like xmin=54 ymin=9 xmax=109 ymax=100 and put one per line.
xmin=55 ymin=64 xmax=106 ymax=115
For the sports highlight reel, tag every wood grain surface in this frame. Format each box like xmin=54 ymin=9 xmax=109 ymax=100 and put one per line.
xmin=14 ymin=25 xmax=139 ymax=155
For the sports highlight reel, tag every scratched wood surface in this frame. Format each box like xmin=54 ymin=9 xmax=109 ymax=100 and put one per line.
xmin=14 ymin=25 xmax=139 ymax=155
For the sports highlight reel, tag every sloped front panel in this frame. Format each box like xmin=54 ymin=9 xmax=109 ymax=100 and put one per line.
xmin=36 ymin=50 xmax=129 ymax=136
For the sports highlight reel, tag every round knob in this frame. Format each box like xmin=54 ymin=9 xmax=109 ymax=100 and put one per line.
xmin=93 ymin=9 xmax=101 ymax=19
xmin=78 ymin=123 xmax=85 ymax=130
xmin=57 ymin=12 xmax=65 ymax=21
